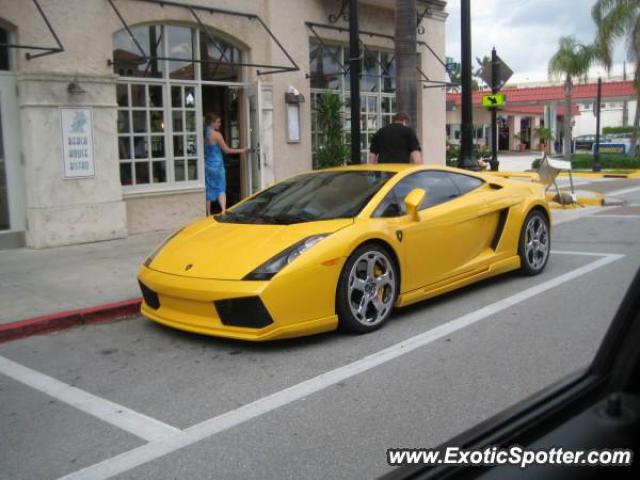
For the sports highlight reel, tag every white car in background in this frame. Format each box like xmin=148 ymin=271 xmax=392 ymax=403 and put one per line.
xmin=591 ymin=133 xmax=640 ymax=155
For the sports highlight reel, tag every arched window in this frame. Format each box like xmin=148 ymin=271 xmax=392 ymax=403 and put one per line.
xmin=112 ymin=24 xmax=244 ymax=189
xmin=112 ymin=24 xmax=243 ymax=82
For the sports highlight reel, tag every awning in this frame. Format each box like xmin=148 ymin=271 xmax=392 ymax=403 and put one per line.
xmin=107 ymin=0 xmax=299 ymax=76
xmin=0 ymin=0 xmax=64 ymax=60
xmin=305 ymin=21 xmax=455 ymax=90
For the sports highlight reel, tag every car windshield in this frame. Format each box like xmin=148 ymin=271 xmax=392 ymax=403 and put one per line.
xmin=217 ymin=170 xmax=395 ymax=224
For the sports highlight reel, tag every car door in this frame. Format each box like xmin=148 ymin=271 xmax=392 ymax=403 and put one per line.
xmin=375 ymin=171 xmax=498 ymax=292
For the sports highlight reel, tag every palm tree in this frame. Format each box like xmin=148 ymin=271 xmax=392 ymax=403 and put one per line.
xmin=395 ymin=0 xmax=418 ymax=126
xmin=548 ymin=36 xmax=596 ymax=158
xmin=446 ymin=56 xmax=461 ymax=92
xmin=592 ymin=0 xmax=640 ymax=154
xmin=446 ymin=56 xmax=480 ymax=92
xmin=474 ymin=55 xmax=491 ymax=88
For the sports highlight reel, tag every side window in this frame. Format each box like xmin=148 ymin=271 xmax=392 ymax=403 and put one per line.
xmin=374 ymin=171 xmax=461 ymax=217
xmin=447 ymin=172 xmax=484 ymax=195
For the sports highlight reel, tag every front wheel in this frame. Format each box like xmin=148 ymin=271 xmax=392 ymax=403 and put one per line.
xmin=336 ymin=244 xmax=398 ymax=334
xmin=519 ymin=210 xmax=550 ymax=276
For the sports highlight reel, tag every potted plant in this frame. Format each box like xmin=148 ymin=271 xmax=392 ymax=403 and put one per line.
xmin=535 ymin=127 xmax=553 ymax=155
xmin=314 ymin=93 xmax=349 ymax=169
xmin=513 ymin=132 xmax=526 ymax=152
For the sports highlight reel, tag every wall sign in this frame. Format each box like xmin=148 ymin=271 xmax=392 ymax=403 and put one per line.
xmin=285 ymin=91 xmax=304 ymax=144
xmin=60 ymin=107 xmax=95 ymax=178
xmin=286 ymin=104 xmax=301 ymax=143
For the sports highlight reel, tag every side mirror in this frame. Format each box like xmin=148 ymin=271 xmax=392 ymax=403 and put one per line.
xmin=404 ymin=188 xmax=426 ymax=221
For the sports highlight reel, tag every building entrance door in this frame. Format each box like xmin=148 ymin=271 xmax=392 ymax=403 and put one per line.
xmin=0 ymin=72 xmax=25 ymax=248
xmin=201 ymin=85 xmax=245 ymax=211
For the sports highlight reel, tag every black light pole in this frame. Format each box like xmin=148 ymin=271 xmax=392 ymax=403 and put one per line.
xmin=593 ymin=76 xmax=602 ymax=172
xmin=349 ymin=0 xmax=361 ymax=164
xmin=459 ymin=0 xmax=479 ymax=170
xmin=490 ymin=46 xmax=499 ymax=171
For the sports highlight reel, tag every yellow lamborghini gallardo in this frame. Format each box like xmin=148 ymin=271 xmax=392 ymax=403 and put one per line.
xmin=138 ymin=164 xmax=551 ymax=341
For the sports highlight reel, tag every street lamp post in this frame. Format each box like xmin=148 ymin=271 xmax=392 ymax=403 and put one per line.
xmin=490 ymin=47 xmax=499 ymax=171
xmin=349 ymin=0 xmax=361 ymax=164
xmin=593 ymin=76 xmax=602 ymax=172
xmin=459 ymin=0 xmax=479 ymax=170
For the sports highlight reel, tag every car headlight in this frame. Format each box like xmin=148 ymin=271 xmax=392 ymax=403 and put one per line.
xmin=244 ymin=234 xmax=329 ymax=280
xmin=143 ymin=228 xmax=185 ymax=268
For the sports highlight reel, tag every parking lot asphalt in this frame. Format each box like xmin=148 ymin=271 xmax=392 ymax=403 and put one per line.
xmin=1 ymin=186 xmax=639 ymax=480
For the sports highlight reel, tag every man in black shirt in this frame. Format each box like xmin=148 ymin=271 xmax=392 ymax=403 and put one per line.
xmin=368 ymin=112 xmax=422 ymax=164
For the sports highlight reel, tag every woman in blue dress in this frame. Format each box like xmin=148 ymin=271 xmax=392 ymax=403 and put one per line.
xmin=203 ymin=113 xmax=248 ymax=215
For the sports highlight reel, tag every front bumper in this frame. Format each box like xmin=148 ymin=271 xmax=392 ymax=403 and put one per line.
xmin=137 ymin=264 xmax=340 ymax=341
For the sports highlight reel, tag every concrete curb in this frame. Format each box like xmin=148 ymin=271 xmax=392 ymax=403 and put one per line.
xmin=0 ymin=299 xmax=142 ymax=344
xmin=558 ymin=171 xmax=640 ymax=179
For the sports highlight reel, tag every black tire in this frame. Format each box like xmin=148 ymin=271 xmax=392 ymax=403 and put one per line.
xmin=336 ymin=243 xmax=399 ymax=334
xmin=518 ymin=210 xmax=551 ymax=276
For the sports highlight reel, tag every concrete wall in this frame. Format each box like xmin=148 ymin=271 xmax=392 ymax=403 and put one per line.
xmin=18 ymin=73 xmax=127 ymax=248
xmin=446 ymin=107 xmax=491 ymax=146
xmin=420 ymin=10 xmax=447 ymax=165
xmin=125 ymin=191 xmax=202 ymax=234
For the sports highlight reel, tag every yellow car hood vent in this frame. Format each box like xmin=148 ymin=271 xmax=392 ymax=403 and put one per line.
xmin=149 ymin=217 xmax=352 ymax=280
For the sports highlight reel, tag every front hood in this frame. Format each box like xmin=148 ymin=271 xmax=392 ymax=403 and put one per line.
xmin=148 ymin=217 xmax=352 ymax=280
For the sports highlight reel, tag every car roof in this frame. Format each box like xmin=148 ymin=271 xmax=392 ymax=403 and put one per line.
xmin=320 ymin=163 xmax=454 ymax=174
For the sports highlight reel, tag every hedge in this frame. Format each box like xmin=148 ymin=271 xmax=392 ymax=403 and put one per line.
xmin=602 ymin=126 xmax=637 ymax=135
xmin=531 ymin=154 xmax=640 ymax=170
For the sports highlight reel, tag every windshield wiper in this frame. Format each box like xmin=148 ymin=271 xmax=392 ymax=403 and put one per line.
xmin=218 ymin=211 xmax=254 ymax=223
xmin=258 ymin=213 xmax=310 ymax=225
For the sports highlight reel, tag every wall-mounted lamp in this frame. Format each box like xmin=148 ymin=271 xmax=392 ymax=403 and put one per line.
xmin=67 ymin=80 xmax=86 ymax=95
xmin=285 ymin=87 xmax=305 ymax=143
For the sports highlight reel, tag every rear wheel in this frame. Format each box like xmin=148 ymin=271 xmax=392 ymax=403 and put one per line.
xmin=519 ymin=210 xmax=550 ymax=275
xmin=337 ymin=244 xmax=398 ymax=334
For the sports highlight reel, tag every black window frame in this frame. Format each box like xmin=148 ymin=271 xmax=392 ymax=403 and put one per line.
xmin=447 ymin=171 xmax=485 ymax=196
xmin=220 ymin=170 xmax=396 ymax=224
xmin=373 ymin=170 xmax=479 ymax=218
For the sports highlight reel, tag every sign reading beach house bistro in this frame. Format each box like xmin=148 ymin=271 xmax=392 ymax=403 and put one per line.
xmin=61 ymin=108 xmax=95 ymax=178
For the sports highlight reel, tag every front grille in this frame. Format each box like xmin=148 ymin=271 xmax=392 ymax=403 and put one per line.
xmin=214 ymin=297 xmax=274 ymax=328
xmin=139 ymin=281 xmax=160 ymax=310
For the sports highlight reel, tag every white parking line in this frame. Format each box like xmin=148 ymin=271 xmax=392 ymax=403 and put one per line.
xmin=588 ymin=214 xmax=640 ymax=219
xmin=551 ymin=250 xmax=618 ymax=257
xmin=58 ymin=251 xmax=624 ymax=480
xmin=552 ymin=207 xmax=616 ymax=226
xmin=608 ymin=185 xmax=640 ymax=196
xmin=0 ymin=356 xmax=180 ymax=442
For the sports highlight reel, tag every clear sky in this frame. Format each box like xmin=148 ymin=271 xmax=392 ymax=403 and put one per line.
xmin=444 ymin=0 xmax=629 ymax=84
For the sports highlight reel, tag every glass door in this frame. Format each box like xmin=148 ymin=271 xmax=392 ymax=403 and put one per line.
xmin=0 ymin=94 xmax=9 ymax=230
xmin=0 ymin=72 xmax=25 ymax=239
xmin=247 ymin=80 xmax=263 ymax=194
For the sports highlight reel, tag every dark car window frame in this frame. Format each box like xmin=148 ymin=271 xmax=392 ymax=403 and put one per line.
xmin=373 ymin=170 xmax=475 ymax=218
xmin=219 ymin=170 xmax=396 ymax=224
xmin=446 ymin=171 xmax=485 ymax=196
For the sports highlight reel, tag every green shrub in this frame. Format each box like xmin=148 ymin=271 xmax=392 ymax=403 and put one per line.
xmin=531 ymin=154 xmax=640 ymax=171
xmin=571 ymin=154 xmax=640 ymax=169
xmin=446 ymin=143 xmax=460 ymax=167
xmin=602 ymin=126 xmax=637 ymax=135
xmin=446 ymin=143 xmax=489 ymax=168
xmin=314 ymin=93 xmax=349 ymax=169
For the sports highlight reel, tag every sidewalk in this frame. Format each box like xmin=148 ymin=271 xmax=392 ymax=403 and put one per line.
xmin=0 ymin=229 xmax=170 ymax=326
xmin=495 ymin=152 xmax=539 ymax=172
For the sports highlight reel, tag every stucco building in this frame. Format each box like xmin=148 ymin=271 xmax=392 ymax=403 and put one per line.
xmin=446 ymin=79 xmax=637 ymax=154
xmin=0 ymin=0 xmax=448 ymax=249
